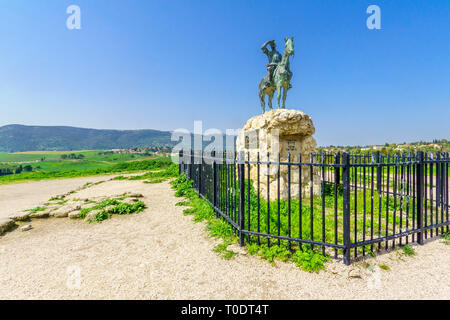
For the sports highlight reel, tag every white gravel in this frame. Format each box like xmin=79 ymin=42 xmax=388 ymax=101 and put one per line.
xmin=0 ymin=178 xmax=448 ymax=299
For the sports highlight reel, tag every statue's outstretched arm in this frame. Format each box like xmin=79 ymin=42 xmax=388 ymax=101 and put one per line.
xmin=261 ymin=40 xmax=273 ymax=54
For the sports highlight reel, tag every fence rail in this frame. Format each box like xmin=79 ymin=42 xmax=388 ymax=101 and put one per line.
xmin=179 ymin=150 xmax=449 ymax=265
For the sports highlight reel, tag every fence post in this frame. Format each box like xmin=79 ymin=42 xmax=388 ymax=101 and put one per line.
xmin=179 ymin=150 xmax=183 ymax=175
xmin=198 ymin=150 xmax=203 ymax=194
xmin=190 ymin=149 xmax=194 ymax=181
xmin=416 ymin=151 xmax=424 ymax=245
xmin=238 ymin=151 xmax=245 ymax=247
xmin=336 ymin=152 xmax=341 ymax=185
xmin=212 ymin=151 xmax=217 ymax=209
xmin=342 ymin=152 xmax=351 ymax=265
xmin=376 ymin=151 xmax=381 ymax=193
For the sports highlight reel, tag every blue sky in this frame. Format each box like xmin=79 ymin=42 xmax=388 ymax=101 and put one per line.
xmin=0 ymin=0 xmax=449 ymax=146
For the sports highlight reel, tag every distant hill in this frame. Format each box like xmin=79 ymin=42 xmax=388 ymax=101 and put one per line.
xmin=0 ymin=124 xmax=175 ymax=152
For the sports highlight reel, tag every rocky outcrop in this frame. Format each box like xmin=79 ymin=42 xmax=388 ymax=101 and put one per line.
xmin=0 ymin=218 xmax=16 ymax=234
xmin=50 ymin=203 xmax=82 ymax=218
xmin=236 ymin=109 xmax=320 ymax=200
xmin=8 ymin=212 xmax=31 ymax=222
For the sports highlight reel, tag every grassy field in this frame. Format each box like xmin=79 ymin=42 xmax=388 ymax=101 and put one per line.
xmin=0 ymin=150 xmax=173 ymax=183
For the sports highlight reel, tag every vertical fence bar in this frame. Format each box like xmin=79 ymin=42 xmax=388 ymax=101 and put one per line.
xmin=179 ymin=150 xmax=183 ymax=175
xmin=370 ymin=154 xmax=375 ymax=252
xmin=212 ymin=151 xmax=217 ymax=217
xmin=199 ymin=150 xmax=203 ymax=195
xmin=321 ymin=153 xmax=326 ymax=255
xmin=376 ymin=151 xmax=381 ymax=193
xmin=247 ymin=152 xmax=251 ymax=243
xmin=362 ymin=155 xmax=367 ymax=256
xmin=430 ymin=153 xmax=434 ymax=238
xmin=354 ymin=154 xmax=358 ymax=258
xmin=334 ymin=153 xmax=339 ymax=258
xmin=257 ymin=152 xmax=261 ymax=245
xmin=416 ymin=151 xmax=424 ymax=245
xmin=342 ymin=153 xmax=351 ymax=265
xmin=393 ymin=155 xmax=398 ymax=248
xmin=267 ymin=152 xmax=270 ymax=247
xmin=288 ymin=153 xmax=292 ymax=251
xmin=445 ymin=152 xmax=448 ymax=233
xmin=310 ymin=153 xmax=314 ymax=250
xmin=298 ymin=152 xmax=303 ymax=250
xmin=238 ymin=152 xmax=245 ymax=246
xmin=277 ymin=152 xmax=281 ymax=246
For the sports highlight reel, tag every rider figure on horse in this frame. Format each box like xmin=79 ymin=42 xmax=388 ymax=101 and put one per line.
xmin=261 ymin=40 xmax=282 ymax=87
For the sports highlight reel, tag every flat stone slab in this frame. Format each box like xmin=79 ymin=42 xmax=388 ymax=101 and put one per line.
xmin=8 ymin=212 xmax=31 ymax=222
xmin=29 ymin=211 xmax=50 ymax=218
xmin=68 ymin=211 xmax=82 ymax=219
xmin=81 ymin=202 xmax=97 ymax=210
xmin=0 ymin=218 xmax=16 ymax=234
xmin=50 ymin=205 xmax=79 ymax=218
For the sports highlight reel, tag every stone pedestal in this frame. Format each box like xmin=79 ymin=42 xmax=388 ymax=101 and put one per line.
xmin=236 ymin=109 xmax=320 ymax=200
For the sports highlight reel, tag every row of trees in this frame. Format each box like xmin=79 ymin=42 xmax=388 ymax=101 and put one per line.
xmin=61 ymin=153 xmax=85 ymax=160
xmin=0 ymin=165 xmax=33 ymax=176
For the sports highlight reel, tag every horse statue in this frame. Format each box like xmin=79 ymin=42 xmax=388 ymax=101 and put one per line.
xmin=258 ymin=37 xmax=294 ymax=113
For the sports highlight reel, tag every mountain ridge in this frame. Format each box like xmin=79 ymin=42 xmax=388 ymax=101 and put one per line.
xmin=0 ymin=124 xmax=175 ymax=152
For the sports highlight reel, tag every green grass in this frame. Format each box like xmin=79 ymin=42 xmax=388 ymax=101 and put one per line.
xmin=79 ymin=198 xmax=146 ymax=222
xmin=442 ymin=232 xmax=450 ymax=245
xmin=378 ymin=264 xmax=390 ymax=271
xmin=0 ymin=156 xmax=173 ymax=184
xmin=170 ymin=173 xmax=330 ymax=272
xmin=24 ymin=206 xmax=46 ymax=214
xmin=400 ymin=245 xmax=415 ymax=256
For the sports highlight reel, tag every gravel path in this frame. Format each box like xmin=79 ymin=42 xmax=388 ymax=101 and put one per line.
xmin=0 ymin=175 xmax=120 ymax=219
xmin=0 ymin=179 xmax=449 ymax=299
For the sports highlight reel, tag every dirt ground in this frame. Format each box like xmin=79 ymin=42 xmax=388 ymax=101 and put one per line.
xmin=0 ymin=177 xmax=448 ymax=300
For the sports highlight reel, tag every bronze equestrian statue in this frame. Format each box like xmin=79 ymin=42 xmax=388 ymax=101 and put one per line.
xmin=258 ymin=37 xmax=294 ymax=113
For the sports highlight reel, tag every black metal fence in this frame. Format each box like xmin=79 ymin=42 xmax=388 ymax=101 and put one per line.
xmin=179 ymin=150 xmax=449 ymax=265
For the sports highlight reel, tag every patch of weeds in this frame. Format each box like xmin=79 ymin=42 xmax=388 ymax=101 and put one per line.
xmin=189 ymin=198 xmax=215 ymax=222
xmin=45 ymin=201 xmax=64 ymax=206
xmin=92 ymin=198 xmax=121 ymax=210
xmin=79 ymin=198 xmax=145 ymax=221
xmin=206 ymin=219 xmax=234 ymax=238
xmin=24 ymin=206 xmax=46 ymax=214
xmin=401 ymin=245 xmax=415 ymax=256
xmin=442 ymin=232 xmax=450 ymax=245
xmin=110 ymin=201 xmax=146 ymax=215
xmin=213 ymin=238 xmax=237 ymax=260
xmin=367 ymin=249 xmax=376 ymax=258
xmin=292 ymin=247 xmax=329 ymax=272
xmin=112 ymin=176 xmax=127 ymax=180
xmin=143 ymin=178 xmax=166 ymax=184
xmin=175 ymin=201 xmax=190 ymax=207
xmin=91 ymin=210 xmax=110 ymax=223
xmin=378 ymin=264 xmax=390 ymax=271
xmin=260 ymin=245 xmax=291 ymax=265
